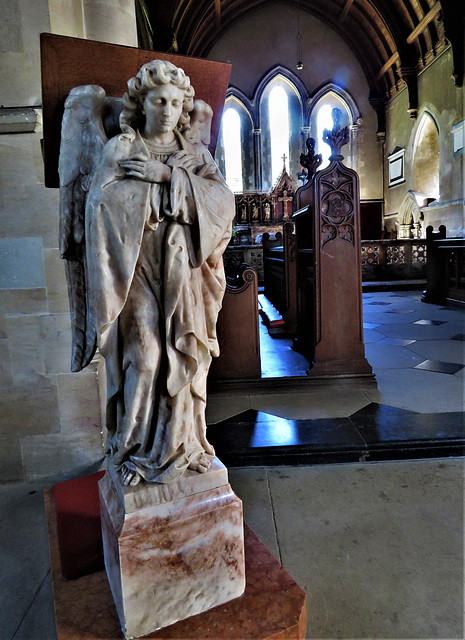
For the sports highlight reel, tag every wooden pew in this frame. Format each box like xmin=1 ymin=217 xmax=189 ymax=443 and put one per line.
xmin=209 ymin=266 xmax=261 ymax=381
xmin=292 ymin=140 xmax=373 ymax=381
xmin=262 ymin=222 xmax=298 ymax=335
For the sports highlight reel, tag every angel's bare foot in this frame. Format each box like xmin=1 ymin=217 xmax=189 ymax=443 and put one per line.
xmin=188 ymin=453 xmax=212 ymax=474
xmin=121 ymin=463 xmax=141 ymax=486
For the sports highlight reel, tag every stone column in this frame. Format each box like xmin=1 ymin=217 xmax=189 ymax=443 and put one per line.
xmin=349 ymin=119 xmax=361 ymax=173
xmin=253 ymin=128 xmax=262 ymax=191
xmin=83 ymin=0 xmax=137 ymax=46
xmin=301 ymin=125 xmax=311 ymax=145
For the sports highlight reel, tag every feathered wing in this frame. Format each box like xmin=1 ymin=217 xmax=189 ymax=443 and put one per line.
xmin=184 ymin=100 xmax=213 ymax=149
xmin=59 ymin=85 xmax=108 ymax=372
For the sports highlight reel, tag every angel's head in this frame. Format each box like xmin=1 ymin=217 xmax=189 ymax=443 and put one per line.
xmin=120 ymin=60 xmax=195 ymax=136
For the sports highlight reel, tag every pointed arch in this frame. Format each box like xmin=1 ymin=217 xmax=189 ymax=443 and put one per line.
xmin=255 ymin=66 xmax=306 ymax=190
xmin=307 ymin=83 xmax=360 ymax=125
xmin=411 ymin=111 xmax=440 ymax=201
xmin=215 ymin=92 xmax=255 ymax=191
xmin=308 ymin=84 xmax=361 ymax=171
xmin=254 ymin=65 xmax=309 ymax=113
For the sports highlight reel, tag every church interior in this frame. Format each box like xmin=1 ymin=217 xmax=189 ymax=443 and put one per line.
xmin=0 ymin=0 xmax=464 ymax=638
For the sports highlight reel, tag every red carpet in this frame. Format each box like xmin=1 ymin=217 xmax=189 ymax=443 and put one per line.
xmin=52 ymin=471 xmax=105 ymax=580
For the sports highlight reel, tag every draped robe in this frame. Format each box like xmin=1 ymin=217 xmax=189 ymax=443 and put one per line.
xmin=85 ymin=129 xmax=235 ymax=483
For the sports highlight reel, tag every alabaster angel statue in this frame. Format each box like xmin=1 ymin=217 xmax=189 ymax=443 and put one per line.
xmin=59 ymin=60 xmax=235 ymax=486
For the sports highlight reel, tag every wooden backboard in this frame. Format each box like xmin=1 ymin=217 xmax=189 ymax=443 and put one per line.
xmin=40 ymin=33 xmax=231 ymax=188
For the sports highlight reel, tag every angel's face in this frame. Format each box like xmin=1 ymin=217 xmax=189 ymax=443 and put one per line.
xmin=142 ymin=84 xmax=184 ymax=137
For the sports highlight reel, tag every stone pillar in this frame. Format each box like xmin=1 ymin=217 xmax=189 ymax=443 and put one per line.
xmin=83 ymin=0 xmax=137 ymax=46
xmin=301 ymin=125 xmax=311 ymax=146
xmin=349 ymin=119 xmax=361 ymax=173
xmin=253 ymin=128 xmax=262 ymax=191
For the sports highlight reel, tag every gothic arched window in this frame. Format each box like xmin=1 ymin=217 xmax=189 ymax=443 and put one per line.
xmin=268 ymin=85 xmax=290 ymax=186
xmin=309 ymin=89 xmax=354 ymax=170
xmin=258 ymin=74 xmax=303 ymax=191
xmin=221 ymin=107 xmax=244 ymax=193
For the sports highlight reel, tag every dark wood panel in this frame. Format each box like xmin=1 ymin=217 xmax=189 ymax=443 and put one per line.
xmin=209 ymin=268 xmax=261 ymax=380
xmin=40 ymin=33 xmax=231 ymax=187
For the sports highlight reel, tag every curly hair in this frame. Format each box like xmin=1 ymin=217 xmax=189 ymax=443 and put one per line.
xmin=120 ymin=60 xmax=195 ymax=136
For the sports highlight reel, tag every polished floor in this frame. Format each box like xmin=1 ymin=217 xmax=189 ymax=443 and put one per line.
xmin=1 ymin=291 xmax=464 ymax=640
xmin=206 ymin=291 xmax=465 ymax=462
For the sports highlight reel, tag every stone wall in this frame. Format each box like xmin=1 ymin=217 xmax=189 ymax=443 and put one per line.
xmin=385 ymin=47 xmax=464 ymax=236
xmin=0 ymin=0 xmax=136 ymax=483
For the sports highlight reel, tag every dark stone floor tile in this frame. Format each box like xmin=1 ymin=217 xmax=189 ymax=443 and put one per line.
xmin=349 ymin=403 xmax=464 ymax=444
xmin=414 ymin=360 xmax=464 ymax=375
xmin=368 ymin=302 xmax=392 ymax=306
xmin=363 ymin=322 xmax=381 ymax=329
xmin=223 ymin=449 xmax=366 ymax=467
xmin=413 ymin=319 xmax=447 ymax=326
xmin=365 ymin=443 xmax=465 ymax=462
xmin=451 ymin=334 xmax=465 ymax=341
xmin=207 ymin=404 xmax=464 ymax=468
xmin=208 ymin=412 xmax=366 ymax=453
xmin=386 ymin=309 xmax=415 ymax=314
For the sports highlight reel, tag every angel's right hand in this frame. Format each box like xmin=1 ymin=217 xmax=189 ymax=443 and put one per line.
xmin=167 ymin=150 xmax=198 ymax=172
xmin=118 ymin=154 xmax=171 ymax=183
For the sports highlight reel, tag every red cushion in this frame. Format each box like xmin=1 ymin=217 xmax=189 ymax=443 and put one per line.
xmin=52 ymin=471 xmax=105 ymax=580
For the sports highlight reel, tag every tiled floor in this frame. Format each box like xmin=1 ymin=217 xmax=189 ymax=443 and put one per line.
xmin=208 ymin=292 xmax=464 ymax=465
xmin=1 ymin=291 xmax=464 ymax=640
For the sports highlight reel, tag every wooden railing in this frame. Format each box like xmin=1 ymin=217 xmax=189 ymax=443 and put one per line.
xmin=361 ymin=238 xmax=427 ymax=281
xmin=422 ymin=226 xmax=465 ymax=304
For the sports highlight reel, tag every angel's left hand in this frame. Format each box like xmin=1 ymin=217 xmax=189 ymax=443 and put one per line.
xmin=119 ymin=154 xmax=171 ymax=183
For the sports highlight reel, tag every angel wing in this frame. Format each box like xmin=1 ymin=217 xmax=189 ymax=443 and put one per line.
xmin=184 ymin=99 xmax=213 ymax=148
xmin=59 ymin=85 xmax=108 ymax=372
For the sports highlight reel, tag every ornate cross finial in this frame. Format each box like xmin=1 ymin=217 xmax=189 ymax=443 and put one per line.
xmin=323 ymin=108 xmax=349 ymax=161
xmin=300 ymin=137 xmax=322 ymax=180
xmin=282 ymin=153 xmax=287 ymax=170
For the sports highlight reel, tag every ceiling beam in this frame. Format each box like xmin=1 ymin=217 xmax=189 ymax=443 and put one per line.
xmin=338 ymin=0 xmax=355 ymax=25
xmin=376 ymin=51 xmax=400 ymax=80
xmin=406 ymin=2 xmax=441 ymax=44
xmin=215 ymin=0 xmax=221 ymax=29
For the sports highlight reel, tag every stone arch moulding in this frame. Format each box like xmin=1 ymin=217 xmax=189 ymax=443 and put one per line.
xmin=397 ymin=190 xmax=423 ymax=238
xmin=225 ymin=87 xmax=256 ymax=128
xmin=307 ymin=83 xmax=361 ymax=126
xmin=408 ymin=104 xmax=441 ymax=160
xmin=253 ymin=65 xmax=309 ymax=116
xmin=410 ymin=108 xmax=440 ymax=201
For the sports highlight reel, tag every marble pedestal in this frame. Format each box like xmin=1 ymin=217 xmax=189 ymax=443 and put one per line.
xmin=98 ymin=459 xmax=245 ymax=639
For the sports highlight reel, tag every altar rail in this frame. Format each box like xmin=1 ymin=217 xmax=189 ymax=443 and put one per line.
xmin=422 ymin=226 xmax=465 ymax=304
xmin=361 ymin=238 xmax=427 ymax=281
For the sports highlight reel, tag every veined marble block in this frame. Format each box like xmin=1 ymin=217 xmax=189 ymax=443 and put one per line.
xmin=98 ymin=458 xmax=245 ymax=639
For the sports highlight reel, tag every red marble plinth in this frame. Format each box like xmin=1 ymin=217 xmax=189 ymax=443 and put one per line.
xmin=45 ymin=490 xmax=307 ymax=639
xmin=99 ymin=467 xmax=245 ymax=638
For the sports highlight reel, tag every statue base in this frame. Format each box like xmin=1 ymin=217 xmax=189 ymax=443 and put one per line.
xmin=98 ymin=459 xmax=245 ymax=639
